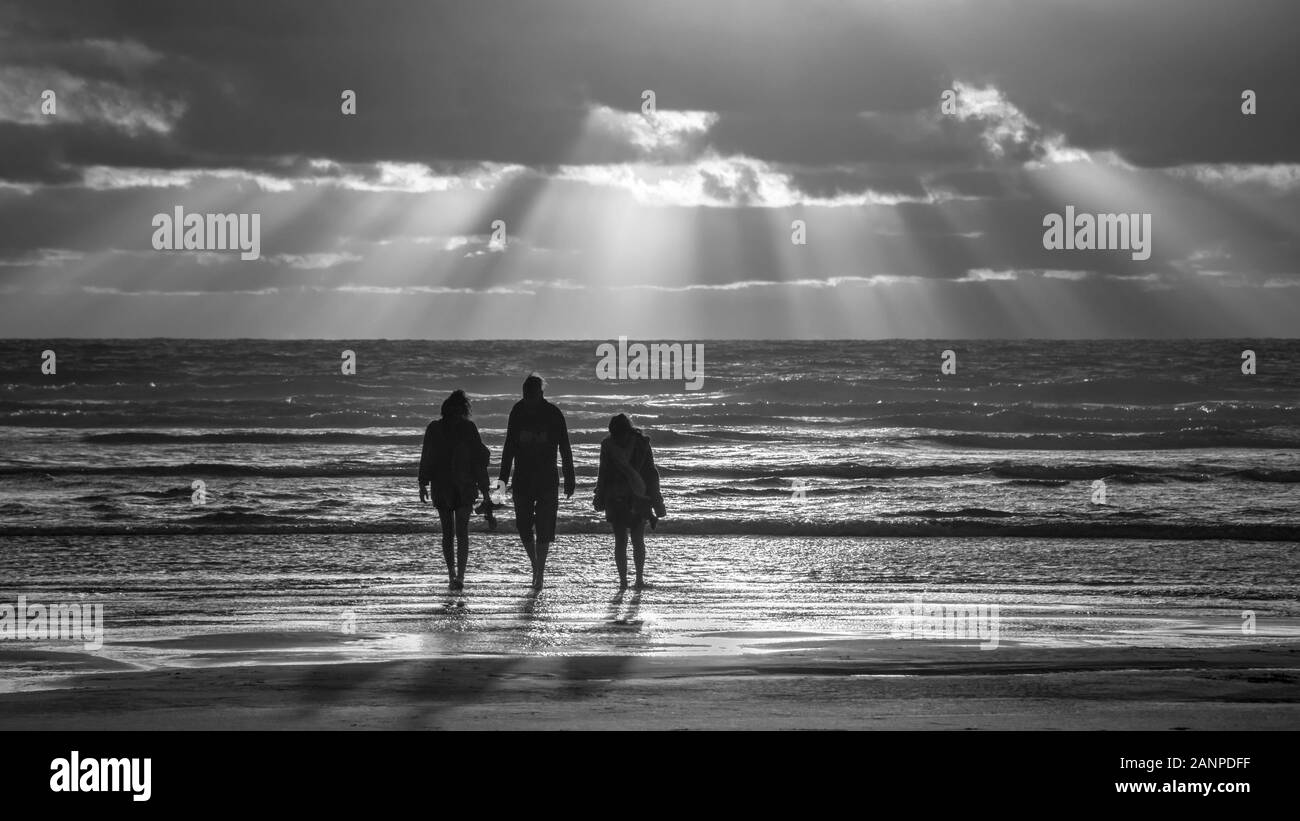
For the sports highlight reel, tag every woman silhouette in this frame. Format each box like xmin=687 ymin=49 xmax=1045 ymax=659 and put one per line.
xmin=418 ymin=389 xmax=493 ymax=590
xmin=593 ymin=413 xmax=666 ymax=589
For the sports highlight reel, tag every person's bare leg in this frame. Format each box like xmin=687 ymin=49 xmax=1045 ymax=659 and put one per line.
xmin=533 ymin=495 xmax=558 ymax=591
xmin=437 ymin=506 xmax=457 ymax=587
xmin=613 ymin=525 xmax=630 ymax=589
xmin=514 ymin=493 xmax=538 ymax=581
xmin=631 ymin=518 xmax=647 ymax=589
xmin=521 ymin=537 xmax=536 ymax=571
xmin=454 ymin=507 xmax=470 ymax=587
xmin=534 ymin=540 xmax=549 ymax=591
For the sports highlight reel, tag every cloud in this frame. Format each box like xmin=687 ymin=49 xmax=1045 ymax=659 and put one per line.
xmin=1168 ymin=163 xmax=1300 ymax=193
xmin=330 ymin=284 xmax=537 ymax=296
xmin=82 ymin=285 xmax=281 ymax=296
xmin=948 ymin=82 xmax=1091 ymax=166
xmin=75 ymin=161 xmax=526 ymax=194
xmin=960 ymin=268 xmax=1091 ymax=283
xmin=268 ymin=252 xmax=361 ymax=270
xmin=959 ymin=268 xmax=1020 ymax=282
xmin=82 ymin=165 xmax=293 ymax=191
xmin=584 ymin=105 xmax=717 ymax=160
xmin=327 ymin=162 xmax=526 ymax=193
xmin=615 ymin=275 xmax=919 ymax=292
xmin=79 ymin=38 xmax=164 ymax=71
xmin=0 ymin=66 xmax=183 ymax=134
xmin=0 ymin=247 xmax=85 ymax=267
xmin=558 ymin=155 xmax=933 ymax=207
xmin=781 ymin=164 xmax=932 ymax=201
xmin=0 ymin=0 xmax=1296 ymax=339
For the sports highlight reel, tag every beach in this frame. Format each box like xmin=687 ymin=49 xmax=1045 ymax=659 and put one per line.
xmin=3 ymin=531 xmax=1298 ymax=730
xmin=2 ymin=339 xmax=1298 ymax=729
xmin=3 ymin=638 xmax=1297 ymax=731
xmin=3 ymin=0 xmax=1300 ymax=756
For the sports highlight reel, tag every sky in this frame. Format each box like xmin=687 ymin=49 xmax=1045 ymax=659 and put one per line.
xmin=0 ymin=0 xmax=1297 ymax=339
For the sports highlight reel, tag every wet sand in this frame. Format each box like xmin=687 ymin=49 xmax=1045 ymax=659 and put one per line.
xmin=2 ymin=638 xmax=1296 ymax=730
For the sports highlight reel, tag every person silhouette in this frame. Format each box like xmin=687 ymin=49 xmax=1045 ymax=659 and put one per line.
xmin=418 ymin=389 xmax=493 ymax=591
xmin=499 ymin=374 xmax=575 ymax=591
xmin=593 ymin=413 xmax=665 ymax=590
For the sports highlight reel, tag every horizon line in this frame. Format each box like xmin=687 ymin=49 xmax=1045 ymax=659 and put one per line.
xmin=1 ymin=336 xmax=1295 ymax=343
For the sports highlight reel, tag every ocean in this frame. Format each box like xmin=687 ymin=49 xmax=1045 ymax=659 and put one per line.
xmin=1 ymin=338 xmax=1298 ymax=673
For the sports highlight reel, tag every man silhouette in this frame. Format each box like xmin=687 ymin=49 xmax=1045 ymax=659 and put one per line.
xmin=500 ymin=374 xmax=575 ymax=590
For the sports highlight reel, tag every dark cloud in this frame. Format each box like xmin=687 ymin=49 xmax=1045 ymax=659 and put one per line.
xmin=929 ymin=170 xmax=1014 ymax=199
xmin=3 ymin=0 xmax=1297 ymax=174
xmin=922 ymin=0 xmax=1300 ymax=167
xmin=779 ymin=165 xmax=930 ymax=200
xmin=0 ymin=0 xmax=1296 ymax=339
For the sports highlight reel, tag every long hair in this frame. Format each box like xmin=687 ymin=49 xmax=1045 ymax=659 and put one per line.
xmin=608 ymin=412 xmax=634 ymax=438
xmin=441 ymin=389 xmax=471 ymax=421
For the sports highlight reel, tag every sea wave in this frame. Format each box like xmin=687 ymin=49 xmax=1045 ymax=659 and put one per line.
xmin=75 ymin=428 xmax=771 ymax=447
xmin=1 ymin=460 xmax=1288 ymax=482
xmin=3 ymin=393 xmax=1297 ymax=433
xmin=911 ymin=427 xmax=1300 ymax=450
xmin=83 ymin=431 xmax=424 ymax=446
xmin=3 ymin=519 xmax=1297 ymax=541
